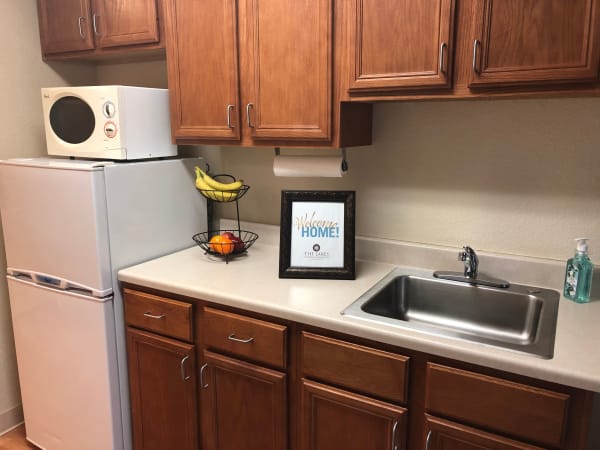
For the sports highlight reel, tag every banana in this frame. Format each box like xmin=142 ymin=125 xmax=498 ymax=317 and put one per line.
xmin=194 ymin=167 xmax=240 ymax=202
xmin=194 ymin=166 xmax=219 ymax=200
xmin=196 ymin=167 xmax=243 ymax=191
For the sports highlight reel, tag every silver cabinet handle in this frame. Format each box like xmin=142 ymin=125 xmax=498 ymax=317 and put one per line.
xmin=180 ymin=355 xmax=191 ymax=381
xmin=77 ymin=16 xmax=86 ymax=39
xmin=246 ymin=103 xmax=255 ymax=128
xmin=227 ymin=333 xmax=254 ymax=344
xmin=226 ymin=104 xmax=235 ymax=129
xmin=425 ymin=430 xmax=432 ymax=450
xmin=199 ymin=363 xmax=209 ymax=388
xmin=472 ymin=39 xmax=481 ymax=74
xmin=92 ymin=14 xmax=100 ymax=36
xmin=143 ymin=312 xmax=166 ymax=320
xmin=439 ymin=42 xmax=448 ymax=75
xmin=391 ymin=420 xmax=398 ymax=450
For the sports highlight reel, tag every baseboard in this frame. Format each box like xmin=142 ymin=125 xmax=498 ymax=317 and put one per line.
xmin=0 ymin=404 xmax=24 ymax=436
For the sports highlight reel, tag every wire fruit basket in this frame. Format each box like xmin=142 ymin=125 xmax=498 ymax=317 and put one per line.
xmin=193 ymin=229 xmax=259 ymax=263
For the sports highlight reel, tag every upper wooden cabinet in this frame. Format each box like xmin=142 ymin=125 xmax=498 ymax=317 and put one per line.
xmin=468 ymin=0 xmax=600 ymax=88
xmin=349 ymin=0 xmax=456 ymax=93
xmin=164 ymin=0 xmax=372 ymax=148
xmin=37 ymin=0 xmax=164 ymax=59
xmin=346 ymin=0 xmax=600 ymax=99
xmin=37 ymin=0 xmax=95 ymax=54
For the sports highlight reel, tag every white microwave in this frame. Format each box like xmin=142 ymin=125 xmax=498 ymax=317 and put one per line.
xmin=41 ymin=86 xmax=177 ymax=160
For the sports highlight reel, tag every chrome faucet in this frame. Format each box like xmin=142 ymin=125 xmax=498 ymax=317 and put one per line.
xmin=459 ymin=246 xmax=479 ymax=278
xmin=434 ymin=245 xmax=509 ymax=288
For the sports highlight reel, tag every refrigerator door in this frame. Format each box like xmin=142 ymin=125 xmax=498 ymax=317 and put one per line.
xmin=7 ymin=275 xmax=120 ymax=450
xmin=102 ymin=157 xmax=207 ymax=450
xmin=0 ymin=159 xmax=112 ymax=295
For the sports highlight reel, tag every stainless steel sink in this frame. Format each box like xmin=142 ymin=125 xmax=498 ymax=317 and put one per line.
xmin=342 ymin=269 xmax=559 ymax=358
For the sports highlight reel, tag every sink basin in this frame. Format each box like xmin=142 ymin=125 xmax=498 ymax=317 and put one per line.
xmin=342 ymin=269 xmax=559 ymax=358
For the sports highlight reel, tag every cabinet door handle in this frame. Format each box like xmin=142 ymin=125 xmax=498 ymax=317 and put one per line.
xmin=92 ymin=14 xmax=100 ymax=36
xmin=227 ymin=333 xmax=254 ymax=344
xmin=77 ymin=16 xmax=86 ymax=39
xmin=391 ymin=420 xmax=398 ymax=450
xmin=199 ymin=363 xmax=209 ymax=388
xmin=439 ymin=42 xmax=448 ymax=75
xmin=180 ymin=355 xmax=191 ymax=381
xmin=143 ymin=312 xmax=166 ymax=320
xmin=246 ymin=103 xmax=255 ymax=128
xmin=425 ymin=430 xmax=432 ymax=450
xmin=226 ymin=104 xmax=235 ymax=129
xmin=472 ymin=39 xmax=481 ymax=74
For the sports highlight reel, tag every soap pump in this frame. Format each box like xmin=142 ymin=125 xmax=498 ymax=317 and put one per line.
xmin=563 ymin=238 xmax=594 ymax=303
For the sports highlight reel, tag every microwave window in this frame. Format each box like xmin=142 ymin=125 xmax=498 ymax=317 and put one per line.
xmin=49 ymin=96 xmax=96 ymax=144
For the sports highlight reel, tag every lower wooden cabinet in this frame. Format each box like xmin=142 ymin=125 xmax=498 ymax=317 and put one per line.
xmin=424 ymin=416 xmax=545 ymax=450
xmin=200 ymin=350 xmax=287 ymax=450
xmin=300 ymin=379 xmax=407 ymax=450
xmin=123 ymin=288 xmax=594 ymax=450
xmin=127 ymin=328 xmax=198 ymax=450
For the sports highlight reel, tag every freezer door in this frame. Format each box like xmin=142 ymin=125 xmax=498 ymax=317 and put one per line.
xmin=103 ymin=157 xmax=208 ymax=270
xmin=6 ymin=276 xmax=122 ymax=450
xmin=0 ymin=160 xmax=112 ymax=294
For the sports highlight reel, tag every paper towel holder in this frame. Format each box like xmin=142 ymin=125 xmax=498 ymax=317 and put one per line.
xmin=273 ymin=147 xmax=348 ymax=172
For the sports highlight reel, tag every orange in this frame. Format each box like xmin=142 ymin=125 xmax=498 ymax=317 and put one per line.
xmin=208 ymin=235 xmax=234 ymax=255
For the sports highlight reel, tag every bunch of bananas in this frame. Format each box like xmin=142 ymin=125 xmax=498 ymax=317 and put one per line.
xmin=194 ymin=166 xmax=244 ymax=202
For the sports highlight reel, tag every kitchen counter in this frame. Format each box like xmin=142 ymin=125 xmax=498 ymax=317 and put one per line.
xmin=118 ymin=221 xmax=600 ymax=393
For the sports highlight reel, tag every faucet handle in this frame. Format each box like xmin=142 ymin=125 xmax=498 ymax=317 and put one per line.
xmin=458 ymin=250 xmax=467 ymax=261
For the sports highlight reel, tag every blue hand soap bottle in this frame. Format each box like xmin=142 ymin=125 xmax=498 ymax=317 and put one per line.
xmin=563 ymin=238 xmax=594 ymax=303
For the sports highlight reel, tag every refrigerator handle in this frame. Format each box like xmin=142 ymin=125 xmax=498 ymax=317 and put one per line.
xmin=7 ymin=268 xmax=112 ymax=298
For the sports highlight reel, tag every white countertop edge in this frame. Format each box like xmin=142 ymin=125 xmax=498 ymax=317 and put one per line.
xmin=118 ymin=267 xmax=600 ymax=393
xmin=118 ymin=221 xmax=600 ymax=393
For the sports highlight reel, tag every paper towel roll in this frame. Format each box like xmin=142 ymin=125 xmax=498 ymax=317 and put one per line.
xmin=273 ymin=155 xmax=347 ymax=177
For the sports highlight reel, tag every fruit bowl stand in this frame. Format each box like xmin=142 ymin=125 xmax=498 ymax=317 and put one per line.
xmin=193 ymin=173 xmax=258 ymax=263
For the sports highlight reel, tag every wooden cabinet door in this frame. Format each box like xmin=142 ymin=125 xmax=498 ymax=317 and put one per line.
xmin=38 ymin=0 xmax=95 ymax=54
xmin=164 ymin=0 xmax=241 ymax=141
xmin=469 ymin=0 xmax=600 ymax=87
xmin=300 ymin=379 xmax=407 ymax=450
xmin=201 ymin=351 xmax=286 ymax=450
xmin=127 ymin=328 xmax=198 ymax=450
xmin=424 ymin=416 xmax=546 ymax=450
xmin=91 ymin=0 xmax=159 ymax=48
xmin=242 ymin=0 xmax=332 ymax=141
xmin=349 ymin=0 xmax=455 ymax=93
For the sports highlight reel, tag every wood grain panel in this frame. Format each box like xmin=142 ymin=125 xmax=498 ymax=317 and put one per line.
xmin=301 ymin=332 xmax=409 ymax=404
xmin=300 ymin=379 xmax=407 ymax=450
xmin=349 ymin=0 xmax=455 ymax=92
xmin=243 ymin=0 xmax=332 ymax=140
xmin=127 ymin=328 xmax=198 ymax=450
xmin=124 ymin=288 xmax=193 ymax=342
xmin=201 ymin=351 xmax=286 ymax=450
xmin=92 ymin=0 xmax=159 ymax=48
xmin=203 ymin=307 xmax=287 ymax=369
xmin=424 ymin=415 xmax=545 ymax=450
xmin=425 ymin=363 xmax=570 ymax=448
xmin=37 ymin=0 xmax=95 ymax=54
xmin=163 ymin=0 xmax=241 ymax=141
xmin=469 ymin=0 xmax=600 ymax=87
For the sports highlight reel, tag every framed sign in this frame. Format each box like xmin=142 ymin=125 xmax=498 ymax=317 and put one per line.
xmin=279 ymin=190 xmax=355 ymax=279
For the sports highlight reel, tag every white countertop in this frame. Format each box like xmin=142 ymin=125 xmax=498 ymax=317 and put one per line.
xmin=118 ymin=222 xmax=600 ymax=393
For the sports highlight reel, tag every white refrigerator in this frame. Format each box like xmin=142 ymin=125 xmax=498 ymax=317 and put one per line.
xmin=0 ymin=157 xmax=207 ymax=450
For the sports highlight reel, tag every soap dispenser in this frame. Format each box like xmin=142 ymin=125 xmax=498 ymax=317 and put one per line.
xmin=563 ymin=238 xmax=594 ymax=303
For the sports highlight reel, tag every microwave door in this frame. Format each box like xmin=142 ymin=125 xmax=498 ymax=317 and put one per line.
xmin=48 ymin=95 xmax=96 ymax=144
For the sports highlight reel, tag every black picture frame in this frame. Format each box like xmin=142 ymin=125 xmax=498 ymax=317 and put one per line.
xmin=279 ymin=190 xmax=355 ymax=280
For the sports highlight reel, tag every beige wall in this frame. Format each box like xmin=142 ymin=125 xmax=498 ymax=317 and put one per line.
xmin=220 ymin=98 xmax=600 ymax=261
xmin=0 ymin=1 xmax=96 ymax=433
